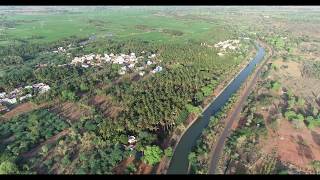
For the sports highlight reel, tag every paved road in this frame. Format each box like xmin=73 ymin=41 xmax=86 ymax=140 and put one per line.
xmin=208 ymin=41 xmax=274 ymax=174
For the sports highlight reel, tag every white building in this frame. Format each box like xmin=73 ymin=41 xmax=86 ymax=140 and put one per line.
xmin=19 ymin=94 xmax=32 ymax=101
xmin=128 ymin=136 xmax=137 ymax=144
xmin=82 ymin=64 xmax=89 ymax=68
xmin=1 ymin=98 xmax=17 ymax=104
xmin=152 ymin=66 xmax=163 ymax=73
xmin=0 ymin=92 xmax=6 ymax=98
xmin=114 ymin=56 xmax=125 ymax=64
xmin=39 ymin=85 xmax=51 ymax=94
xmin=139 ymin=71 xmax=145 ymax=76
xmin=128 ymin=64 xmax=135 ymax=69
xmin=24 ymin=85 xmax=33 ymax=89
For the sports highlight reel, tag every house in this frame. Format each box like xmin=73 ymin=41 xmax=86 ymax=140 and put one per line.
xmin=0 ymin=104 xmax=9 ymax=113
xmin=136 ymin=67 xmax=144 ymax=71
xmin=128 ymin=136 xmax=137 ymax=144
xmin=24 ymin=85 xmax=33 ymax=89
xmin=118 ymin=70 xmax=126 ymax=75
xmin=128 ymin=64 xmax=135 ymax=69
xmin=82 ymin=64 xmax=89 ymax=68
xmin=114 ymin=56 xmax=124 ymax=64
xmin=139 ymin=71 xmax=145 ymax=76
xmin=148 ymin=54 xmax=156 ymax=58
xmin=19 ymin=94 xmax=32 ymax=101
xmin=217 ymin=52 xmax=224 ymax=56
xmin=39 ymin=85 xmax=51 ymax=94
xmin=0 ymin=92 xmax=6 ymax=98
xmin=146 ymin=60 xmax=153 ymax=65
xmin=1 ymin=98 xmax=17 ymax=104
xmin=33 ymin=83 xmax=51 ymax=94
xmin=151 ymin=66 xmax=163 ymax=73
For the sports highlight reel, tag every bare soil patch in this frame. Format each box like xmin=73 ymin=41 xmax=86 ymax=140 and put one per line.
xmin=260 ymin=119 xmax=320 ymax=170
xmin=273 ymin=59 xmax=320 ymax=105
xmin=88 ymin=95 xmax=123 ymax=119
xmin=51 ymin=102 xmax=92 ymax=123
xmin=136 ymin=162 xmax=153 ymax=174
xmin=1 ymin=102 xmax=48 ymax=120
xmin=112 ymin=156 xmax=135 ymax=174
xmin=21 ymin=129 xmax=70 ymax=159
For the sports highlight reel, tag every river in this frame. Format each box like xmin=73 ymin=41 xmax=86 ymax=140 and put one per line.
xmin=167 ymin=43 xmax=265 ymax=174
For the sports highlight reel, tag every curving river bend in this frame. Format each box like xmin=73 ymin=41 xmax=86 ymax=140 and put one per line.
xmin=167 ymin=43 xmax=266 ymax=174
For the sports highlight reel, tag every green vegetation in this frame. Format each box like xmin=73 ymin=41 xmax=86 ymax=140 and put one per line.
xmin=1 ymin=6 xmax=318 ymax=174
xmin=189 ymin=93 xmax=238 ymax=174
xmin=302 ymin=61 xmax=320 ymax=79
xmin=142 ymin=146 xmax=163 ymax=165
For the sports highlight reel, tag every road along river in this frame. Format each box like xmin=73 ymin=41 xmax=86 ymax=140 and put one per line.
xmin=167 ymin=43 xmax=266 ymax=174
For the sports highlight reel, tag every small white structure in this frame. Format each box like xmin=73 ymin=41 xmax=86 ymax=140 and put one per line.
xmin=139 ymin=71 xmax=145 ymax=76
xmin=151 ymin=66 xmax=163 ymax=73
xmin=146 ymin=60 xmax=153 ymax=65
xmin=217 ymin=52 xmax=224 ymax=56
xmin=119 ymin=66 xmax=127 ymax=75
xmin=82 ymin=64 xmax=89 ymax=68
xmin=128 ymin=136 xmax=137 ymax=144
xmin=33 ymin=83 xmax=51 ymax=94
xmin=148 ymin=54 xmax=156 ymax=58
xmin=1 ymin=98 xmax=17 ymax=104
xmin=0 ymin=92 xmax=6 ymax=98
xmin=128 ymin=64 xmax=135 ymax=69
xmin=24 ymin=85 xmax=33 ymax=89
xmin=136 ymin=67 xmax=144 ymax=71
xmin=114 ymin=56 xmax=124 ymax=64
xmin=19 ymin=94 xmax=32 ymax=101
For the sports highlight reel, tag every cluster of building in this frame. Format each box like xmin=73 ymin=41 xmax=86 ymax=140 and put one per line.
xmin=214 ymin=39 xmax=240 ymax=56
xmin=53 ymin=46 xmax=67 ymax=53
xmin=70 ymin=51 xmax=163 ymax=76
xmin=0 ymin=83 xmax=50 ymax=112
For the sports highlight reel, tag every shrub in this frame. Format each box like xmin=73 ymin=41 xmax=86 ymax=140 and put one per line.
xmin=142 ymin=146 xmax=163 ymax=166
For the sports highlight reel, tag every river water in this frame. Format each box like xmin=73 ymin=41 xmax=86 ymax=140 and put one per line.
xmin=167 ymin=44 xmax=265 ymax=174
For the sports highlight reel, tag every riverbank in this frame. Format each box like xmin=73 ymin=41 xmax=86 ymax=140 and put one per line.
xmin=209 ymin=40 xmax=274 ymax=174
xmin=157 ymin=42 xmax=260 ymax=174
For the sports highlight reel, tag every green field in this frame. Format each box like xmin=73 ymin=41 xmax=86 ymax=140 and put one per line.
xmin=1 ymin=8 xmax=234 ymax=45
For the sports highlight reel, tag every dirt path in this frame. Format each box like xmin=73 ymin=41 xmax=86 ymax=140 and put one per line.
xmin=208 ymin=41 xmax=274 ymax=174
xmin=21 ymin=129 xmax=70 ymax=159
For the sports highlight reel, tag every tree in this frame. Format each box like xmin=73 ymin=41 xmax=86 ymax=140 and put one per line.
xmin=188 ymin=152 xmax=197 ymax=167
xmin=142 ymin=145 xmax=163 ymax=165
xmin=0 ymin=161 xmax=19 ymax=174
xmin=164 ymin=147 xmax=173 ymax=158
xmin=194 ymin=92 xmax=204 ymax=105
xmin=284 ymin=111 xmax=296 ymax=121
xmin=61 ymin=90 xmax=76 ymax=101
xmin=297 ymin=98 xmax=305 ymax=108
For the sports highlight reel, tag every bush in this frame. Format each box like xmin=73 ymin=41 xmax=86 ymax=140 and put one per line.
xmin=284 ymin=111 xmax=296 ymax=121
xmin=142 ymin=145 xmax=163 ymax=165
xmin=164 ymin=147 xmax=173 ymax=158
xmin=0 ymin=161 xmax=19 ymax=174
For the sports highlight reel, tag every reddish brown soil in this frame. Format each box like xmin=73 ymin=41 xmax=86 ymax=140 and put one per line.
xmin=2 ymin=102 xmax=48 ymax=120
xmin=21 ymin=129 xmax=70 ymax=159
xmin=261 ymin=118 xmax=320 ymax=170
xmin=51 ymin=102 xmax=91 ymax=123
xmin=136 ymin=162 xmax=153 ymax=174
xmin=88 ymin=95 xmax=122 ymax=119
xmin=112 ymin=156 xmax=135 ymax=174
